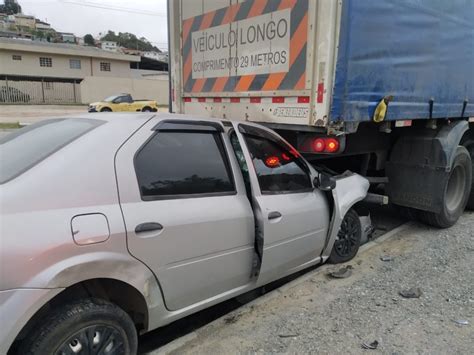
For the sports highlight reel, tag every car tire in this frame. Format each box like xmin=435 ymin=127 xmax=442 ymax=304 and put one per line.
xmin=100 ymin=107 xmax=112 ymax=112
xmin=328 ymin=209 xmax=362 ymax=264
xmin=19 ymin=298 xmax=138 ymax=355
xmin=142 ymin=107 xmax=152 ymax=112
xmin=418 ymin=146 xmax=472 ymax=228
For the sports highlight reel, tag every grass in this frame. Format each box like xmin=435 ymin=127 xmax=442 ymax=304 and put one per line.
xmin=0 ymin=122 xmax=23 ymax=129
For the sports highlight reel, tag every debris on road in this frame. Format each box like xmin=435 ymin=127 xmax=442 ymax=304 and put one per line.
xmin=278 ymin=334 xmax=299 ymax=338
xmin=452 ymin=319 xmax=469 ymax=326
xmin=399 ymin=287 xmax=423 ymax=299
xmin=361 ymin=340 xmax=379 ymax=350
xmin=328 ymin=265 xmax=353 ymax=279
xmin=380 ymin=255 xmax=393 ymax=262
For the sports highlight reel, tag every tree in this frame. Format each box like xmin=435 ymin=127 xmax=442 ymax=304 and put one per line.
xmin=33 ymin=30 xmax=45 ymax=39
xmin=101 ymin=30 xmax=160 ymax=52
xmin=0 ymin=0 xmax=22 ymax=15
xmin=84 ymin=34 xmax=95 ymax=46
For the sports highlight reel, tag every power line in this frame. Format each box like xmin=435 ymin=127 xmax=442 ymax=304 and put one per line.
xmin=59 ymin=0 xmax=167 ymax=17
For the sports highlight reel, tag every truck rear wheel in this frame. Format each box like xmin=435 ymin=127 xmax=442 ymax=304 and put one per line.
xmin=466 ymin=143 xmax=474 ymax=210
xmin=418 ymin=146 xmax=472 ymax=228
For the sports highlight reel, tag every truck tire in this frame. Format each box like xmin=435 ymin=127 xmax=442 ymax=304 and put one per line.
xmin=395 ymin=205 xmax=419 ymax=221
xmin=328 ymin=209 xmax=361 ymax=264
xmin=418 ymin=146 xmax=472 ymax=228
xmin=466 ymin=143 xmax=474 ymax=210
xmin=20 ymin=298 xmax=137 ymax=355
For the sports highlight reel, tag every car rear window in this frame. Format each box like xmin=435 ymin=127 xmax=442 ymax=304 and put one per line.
xmin=0 ymin=118 xmax=104 ymax=184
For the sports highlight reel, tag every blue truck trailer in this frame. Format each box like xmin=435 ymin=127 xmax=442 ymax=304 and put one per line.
xmin=168 ymin=0 xmax=474 ymax=228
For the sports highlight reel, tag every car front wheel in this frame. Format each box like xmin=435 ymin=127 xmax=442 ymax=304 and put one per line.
xmin=328 ymin=209 xmax=362 ymax=264
xmin=20 ymin=298 xmax=137 ymax=355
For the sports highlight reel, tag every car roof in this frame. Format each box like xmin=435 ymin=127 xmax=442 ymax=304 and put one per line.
xmin=62 ymin=112 xmax=234 ymax=125
xmin=56 ymin=112 xmax=272 ymax=134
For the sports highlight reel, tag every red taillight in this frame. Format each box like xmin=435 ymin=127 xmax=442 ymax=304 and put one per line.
xmin=311 ymin=137 xmax=340 ymax=153
xmin=325 ymin=138 xmax=340 ymax=153
xmin=183 ymin=97 xmax=192 ymax=103
xmin=281 ymin=153 xmax=291 ymax=161
xmin=313 ymin=138 xmax=326 ymax=152
xmin=265 ymin=156 xmax=280 ymax=168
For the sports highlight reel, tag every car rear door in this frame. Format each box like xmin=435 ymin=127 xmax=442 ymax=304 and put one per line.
xmin=115 ymin=119 xmax=255 ymax=311
xmin=233 ymin=124 xmax=330 ymax=284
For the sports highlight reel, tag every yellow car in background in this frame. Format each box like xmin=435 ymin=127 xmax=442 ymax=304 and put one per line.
xmin=88 ymin=94 xmax=158 ymax=113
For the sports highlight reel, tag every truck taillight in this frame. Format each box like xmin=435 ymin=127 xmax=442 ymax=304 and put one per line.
xmin=311 ymin=137 xmax=340 ymax=153
xmin=313 ymin=138 xmax=326 ymax=152
xmin=325 ymin=138 xmax=340 ymax=153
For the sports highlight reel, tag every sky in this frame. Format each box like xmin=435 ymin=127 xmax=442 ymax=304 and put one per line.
xmin=10 ymin=0 xmax=169 ymax=50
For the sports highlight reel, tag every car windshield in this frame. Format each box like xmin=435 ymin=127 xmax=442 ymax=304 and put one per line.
xmin=104 ymin=95 xmax=119 ymax=102
xmin=0 ymin=118 xmax=104 ymax=184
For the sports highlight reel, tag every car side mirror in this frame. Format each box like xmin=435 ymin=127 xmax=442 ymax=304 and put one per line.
xmin=314 ymin=172 xmax=336 ymax=191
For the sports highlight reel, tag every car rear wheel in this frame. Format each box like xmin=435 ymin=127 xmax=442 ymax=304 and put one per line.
xmin=19 ymin=299 xmax=137 ymax=355
xmin=100 ymin=107 xmax=112 ymax=112
xmin=328 ymin=209 xmax=362 ymax=264
xmin=142 ymin=107 xmax=152 ymax=112
xmin=418 ymin=146 xmax=472 ymax=228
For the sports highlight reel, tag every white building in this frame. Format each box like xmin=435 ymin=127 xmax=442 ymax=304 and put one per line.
xmin=143 ymin=51 xmax=168 ymax=63
xmin=35 ymin=20 xmax=51 ymax=31
xmin=101 ymin=41 xmax=118 ymax=52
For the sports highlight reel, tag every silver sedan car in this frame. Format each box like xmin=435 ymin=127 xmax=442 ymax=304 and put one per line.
xmin=0 ymin=113 xmax=369 ymax=354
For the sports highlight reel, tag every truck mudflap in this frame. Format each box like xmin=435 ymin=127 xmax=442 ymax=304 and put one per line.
xmin=321 ymin=172 xmax=370 ymax=260
xmin=386 ymin=121 xmax=469 ymax=212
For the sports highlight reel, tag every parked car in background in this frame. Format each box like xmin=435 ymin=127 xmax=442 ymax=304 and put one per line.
xmin=88 ymin=93 xmax=158 ymax=113
xmin=0 ymin=86 xmax=30 ymax=103
xmin=0 ymin=113 xmax=368 ymax=354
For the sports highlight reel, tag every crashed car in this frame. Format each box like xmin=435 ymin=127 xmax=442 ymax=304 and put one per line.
xmin=0 ymin=114 xmax=369 ymax=354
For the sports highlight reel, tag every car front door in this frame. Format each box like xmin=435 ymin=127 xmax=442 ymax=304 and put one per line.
xmin=115 ymin=119 xmax=255 ymax=311
xmin=234 ymin=124 xmax=330 ymax=284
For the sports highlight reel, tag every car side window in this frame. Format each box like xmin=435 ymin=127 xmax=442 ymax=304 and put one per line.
xmin=135 ymin=131 xmax=235 ymax=200
xmin=243 ymin=133 xmax=312 ymax=194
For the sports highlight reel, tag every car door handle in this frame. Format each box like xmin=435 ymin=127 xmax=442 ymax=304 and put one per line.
xmin=135 ymin=222 xmax=163 ymax=234
xmin=268 ymin=211 xmax=282 ymax=220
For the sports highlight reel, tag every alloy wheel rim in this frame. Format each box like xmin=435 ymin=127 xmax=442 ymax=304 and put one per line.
xmin=334 ymin=216 xmax=359 ymax=257
xmin=56 ymin=325 xmax=126 ymax=355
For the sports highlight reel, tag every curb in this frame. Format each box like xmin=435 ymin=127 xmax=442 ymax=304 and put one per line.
xmin=150 ymin=221 xmax=414 ymax=355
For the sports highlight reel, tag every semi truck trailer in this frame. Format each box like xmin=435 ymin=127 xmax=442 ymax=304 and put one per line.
xmin=168 ymin=0 xmax=474 ymax=228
